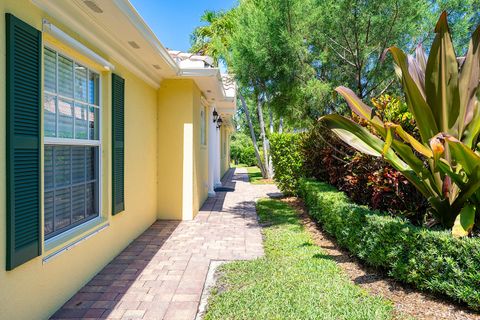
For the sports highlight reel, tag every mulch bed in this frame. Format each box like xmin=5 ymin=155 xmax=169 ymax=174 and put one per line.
xmin=280 ymin=197 xmax=480 ymax=320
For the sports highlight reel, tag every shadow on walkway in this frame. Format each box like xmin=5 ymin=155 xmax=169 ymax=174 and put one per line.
xmin=51 ymin=168 xmax=276 ymax=320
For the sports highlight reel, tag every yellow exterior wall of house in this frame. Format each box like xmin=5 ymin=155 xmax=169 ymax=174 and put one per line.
xmin=157 ymin=79 xmax=209 ymax=220
xmin=192 ymin=88 xmax=209 ymax=216
xmin=0 ymin=1 xmax=159 ymax=319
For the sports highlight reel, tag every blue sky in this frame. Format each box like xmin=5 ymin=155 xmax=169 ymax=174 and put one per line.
xmin=130 ymin=0 xmax=237 ymax=52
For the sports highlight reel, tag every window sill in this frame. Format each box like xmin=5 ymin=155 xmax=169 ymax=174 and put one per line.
xmin=43 ymin=217 xmax=109 ymax=263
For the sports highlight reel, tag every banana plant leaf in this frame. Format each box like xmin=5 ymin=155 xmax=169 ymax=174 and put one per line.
xmin=334 ymin=86 xmax=440 ymax=196
xmin=320 ymin=114 xmax=383 ymax=157
xmin=335 ymin=86 xmax=383 ymax=126
xmin=321 ymin=114 xmax=434 ymax=198
xmin=390 ymin=46 xmax=438 ymax=142
xmin=425 ymin=11 xmax=460 ymax=133
xmin=452 ymin=204 xmax=476 ymax=237
xmin=458 ymin=25 xmax=480 ymax=136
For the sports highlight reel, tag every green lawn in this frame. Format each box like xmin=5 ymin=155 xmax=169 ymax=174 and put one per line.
xmin=204 ymin=199 xmax=396 ymax=320
xmin=245 ymin=166 xmax=274 ymax=184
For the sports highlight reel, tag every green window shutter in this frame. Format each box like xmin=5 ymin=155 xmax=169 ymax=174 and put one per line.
xmin=5 ymin=14 xmax=42 ymax=270
xmin=112 ymin=73 xmax=125 ymax=215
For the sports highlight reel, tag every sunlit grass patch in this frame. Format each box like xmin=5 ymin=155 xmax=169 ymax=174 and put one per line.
xmin=204 ymin=199 xmax=395 ymax=320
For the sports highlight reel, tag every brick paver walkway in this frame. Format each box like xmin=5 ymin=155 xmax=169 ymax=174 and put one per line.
xmin=51 ymin=168 xmax=280 ymax=320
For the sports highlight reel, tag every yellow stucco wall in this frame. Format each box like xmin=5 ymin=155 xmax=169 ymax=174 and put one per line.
xmin=0 ymin=1 xmax=159 ymax=319
xmin=193 ymin=90 xmax=209 ymax=216
xmin=157 ymin=80 xmax=209 ymax=220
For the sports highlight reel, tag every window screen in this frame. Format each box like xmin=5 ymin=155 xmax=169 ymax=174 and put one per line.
xmin=43 ymin=46 xmax=101 ymax=239
xmin=44 ymin=146 xmax=99 ymax=238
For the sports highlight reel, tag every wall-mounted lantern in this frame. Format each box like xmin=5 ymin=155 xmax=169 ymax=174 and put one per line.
xmin=216 ymin=117 xmax=223 ymax=129
xmin=212 ymin=109 xmax=219 ymax=123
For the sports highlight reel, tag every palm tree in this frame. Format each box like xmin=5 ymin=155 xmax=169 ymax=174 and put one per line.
xmin=190 ymin=9 xmax=270 ymax=177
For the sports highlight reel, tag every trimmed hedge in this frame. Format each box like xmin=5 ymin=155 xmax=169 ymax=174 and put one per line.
xmin=270 ymin=133 xmax=304 ymax=195
xmin=299 ymin=178 xmax=480 ymax=310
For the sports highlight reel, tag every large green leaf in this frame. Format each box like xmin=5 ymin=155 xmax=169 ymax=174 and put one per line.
xmin=415 ymin=44 xmax=427 ymax=73
xmin=378 ymin=124 xmax=439 ymax=196
xmin=320 ymin=115 xmax=383 ymax=157
xmin=445 ymin=136 xmax=480 ymax=212
xmin=389 ymin=46 xmax=438 ymax=142
xmin=335 ymin=86 xmax=384 ymax=126
xmin=406 ymin=46 xmax=427 ymax=99
xmin=463 ymin=101 xmax=480 ymax=148
xmin=436 ymin=159 xmax=467 ymax=188
xmin=321 ymin=115 xmax=434 ymax=198
xmin=445 ymin=136 xmax=480 ymax=175
xmin=452 ymin=204 xmax=476 ymax=237
xmin=425 ymin=11 xmax=460 ymax=134
xmin=389 ymin=123 xmax=432 ymax=157
xmin=383 ymin=125 xmax=393 ymax=156
xmin=458 ymin=25 xmax=480 ymax=137
xmin=390 ymin=141 xmax=440 ymax=198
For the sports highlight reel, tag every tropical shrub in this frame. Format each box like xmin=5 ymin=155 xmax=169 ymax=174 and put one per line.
xmin=370 ymin=94 xmax=416 ymax=135
xmin=270 ymin=133 xmax=304 ymax=195
xmin=230 ymin=133 xmax=257 ymax=166
xmin=301 ymin=123 xmax=427 ymax=221
xmin=322 ymin=13 xmax=480 ymax=235
xmin=299 ymin=179 xmax=480 ymax=310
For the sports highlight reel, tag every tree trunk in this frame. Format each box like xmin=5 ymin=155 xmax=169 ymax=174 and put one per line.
xmin=268 ymin=106 xmax=275 ymax=178
xmin=238 ymin=92 xmax=266 ymax=175
xmin=279 ymin=117 xmax=284 ymax=133
xmin=269 ymin=107 xmax=274 ymax=133
xmin=257 ymin=96 xmax=273 ymax=179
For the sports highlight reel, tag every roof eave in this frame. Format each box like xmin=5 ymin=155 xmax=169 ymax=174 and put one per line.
xmin=114 ymin=0 xmax=179 ymax=74
xmin=177 ymin=68 xmax=235 ymax=102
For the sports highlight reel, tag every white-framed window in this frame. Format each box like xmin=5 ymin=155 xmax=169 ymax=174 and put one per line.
xmin=200 ymin=105 xmax=207 ymax=146
xmin=43 ymin=46 xmax=101 ymax=240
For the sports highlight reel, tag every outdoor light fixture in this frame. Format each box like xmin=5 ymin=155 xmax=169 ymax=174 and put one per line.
xmin=213 ymin=109 xmax=219 ymax=123
xmin=216 ymin=117 xmax=223 ymax=129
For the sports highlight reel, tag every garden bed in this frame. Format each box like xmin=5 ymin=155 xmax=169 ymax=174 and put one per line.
xmin=299 ymin=179 xmax=480 ymax=312
xmin=284 ymin=197 xmax=480 ymax=320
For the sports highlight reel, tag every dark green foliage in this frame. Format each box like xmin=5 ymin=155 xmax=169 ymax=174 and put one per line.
xmin=230 ymin=133 xmax=258 ymax=166
xmin=299 ymin=179 xmax=480 ymax=310
xmin=270 ymin=133 xmax=304 ymax=195
xmin=300 ymin=124 xmax=427 ymax=221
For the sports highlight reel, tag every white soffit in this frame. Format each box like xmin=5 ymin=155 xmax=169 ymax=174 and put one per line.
xmin=177 ymin=68 xmax=236 ymax=113
xmin=32 ymin=0 xmax=179 ymax=88
xmin=42 ymin=19 xmax=115 ymax=71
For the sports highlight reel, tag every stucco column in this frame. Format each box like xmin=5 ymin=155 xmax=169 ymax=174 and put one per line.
xmin=208 ymin=106 xmax=216 ymax=197
xmin=214 ymin=125 xmax=222 ymax=187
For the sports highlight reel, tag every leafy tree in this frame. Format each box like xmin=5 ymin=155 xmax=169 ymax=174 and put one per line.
xmin=189 ymin=0 xmax=480 ymax=180
xmin=231 ymin=0 xmax=330 ymax=125
xmin=190 ymin=10 xmax=236 ymax=65
xmin=308 ymin=0 xmax=432 ymax=100
xmin=429 ymin=0 xmax=480 ymax=54
xmin=190 ymin=9 xmax=270 ymax=177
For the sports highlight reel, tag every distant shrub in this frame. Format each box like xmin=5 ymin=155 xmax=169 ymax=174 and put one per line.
xmin=299 ymin=179 xmax=480 ymax=310
xmin=230 ymin=133 xmax=257 ymax=166
xmin=270 ymin=133 xmax=304 ymax=195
